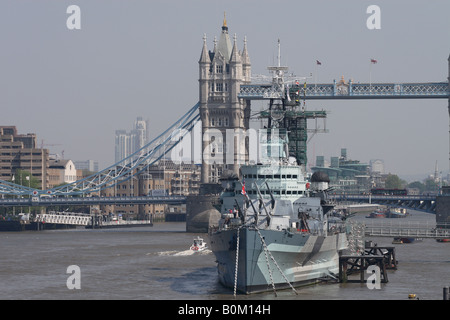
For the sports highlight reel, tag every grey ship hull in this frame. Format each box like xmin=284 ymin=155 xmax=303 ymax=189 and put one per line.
xmin=210 ymin=227 xmax=347 ymax=294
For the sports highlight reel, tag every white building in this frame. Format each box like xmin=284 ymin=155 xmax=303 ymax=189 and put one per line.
xmin=47 ymin=159 xmax=78 ymax=188
xmin=370 ymin=159 xmax=385 ymax=174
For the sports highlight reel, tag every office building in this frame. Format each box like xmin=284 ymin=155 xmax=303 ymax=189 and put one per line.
xmin=0 ymin=126 xmax=49 ymax=189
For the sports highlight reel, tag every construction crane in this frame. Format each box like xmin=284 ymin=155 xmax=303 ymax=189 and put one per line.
xmin=40 ymin=139 xmax=62 ymax=149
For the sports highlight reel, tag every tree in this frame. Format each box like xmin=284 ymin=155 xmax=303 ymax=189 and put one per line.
xmin=407 ymin=181 xmax=426 ymax=194
xmin=11 ymin=169 xmax=40 ymax=189
xmin=384 ymin=174 xmax=406 ymax=189
xmin=424 ymin=178 xmax=439 ymax=193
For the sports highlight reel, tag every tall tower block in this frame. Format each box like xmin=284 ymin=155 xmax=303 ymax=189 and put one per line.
xmin=199 ymin=16 xmax=251 ymax=183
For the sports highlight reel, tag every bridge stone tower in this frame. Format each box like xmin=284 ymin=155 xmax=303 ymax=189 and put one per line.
xmin=198 ymin=16 xmax=251 ymax=183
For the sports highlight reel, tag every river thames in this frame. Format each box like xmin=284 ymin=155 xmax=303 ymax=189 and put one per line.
xmin=0 ymin=210 xmax=448 ymax=300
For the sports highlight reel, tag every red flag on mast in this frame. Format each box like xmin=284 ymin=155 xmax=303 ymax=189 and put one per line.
xmin=370 ymin=58 xmax=378 ymax=64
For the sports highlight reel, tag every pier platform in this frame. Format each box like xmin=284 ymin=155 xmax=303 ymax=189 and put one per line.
xmin=339 ymin=255 xmax=388 ymax=284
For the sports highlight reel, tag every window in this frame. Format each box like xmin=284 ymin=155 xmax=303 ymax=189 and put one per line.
xmin=215 ymin=83 xmax=223 ymax=92
xmin=216 ymin=65 xmax=223 ymax=74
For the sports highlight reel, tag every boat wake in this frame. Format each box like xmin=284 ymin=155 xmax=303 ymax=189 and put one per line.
xmin=153 ymin=249 xmax=211 ymax=256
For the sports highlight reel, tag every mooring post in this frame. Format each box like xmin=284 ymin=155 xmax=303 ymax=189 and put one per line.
xmin=360 ymin=257 xmax=365 ymax=283
xmin=444 ymin=286 xmax=449 ymax=300
xmin=339 ymin=258 xmax=347 ymax=283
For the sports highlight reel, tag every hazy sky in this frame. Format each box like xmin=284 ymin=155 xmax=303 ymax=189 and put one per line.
xmin=1 ymin=0 xmax=449 ymax=180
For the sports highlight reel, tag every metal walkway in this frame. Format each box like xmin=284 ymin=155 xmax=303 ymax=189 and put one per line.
xmin=35 ymin=213 xmax=91 ymax=226
xmin=239 ymin=82 xmax=450 ymax=100
xmin=333 ymin=194 xmax=437 ymax=214
xmin=365 ymin=221 xmax=450 ymax=239
xmin=0 ymin=195 xmax=186 ymax=207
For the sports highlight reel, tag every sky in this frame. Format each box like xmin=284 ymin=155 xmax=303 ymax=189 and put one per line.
xmin=1 ymin=0 xmax=449 ymax=181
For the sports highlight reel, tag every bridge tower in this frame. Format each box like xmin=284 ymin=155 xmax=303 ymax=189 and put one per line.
xmin=198 ymin=15 xmax=251 ymax=183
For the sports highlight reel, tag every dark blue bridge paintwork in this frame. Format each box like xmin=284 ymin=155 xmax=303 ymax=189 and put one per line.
xmin=332 ymin=194 xmax=437 ymax=214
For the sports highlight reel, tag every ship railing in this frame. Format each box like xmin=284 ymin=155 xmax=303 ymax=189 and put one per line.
xmin=327 ymin=219 xmax=347 ymax=234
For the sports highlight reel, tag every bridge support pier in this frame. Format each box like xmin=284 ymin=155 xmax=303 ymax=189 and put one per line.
xmin=185 ymin=184 xmax=222 ymax=233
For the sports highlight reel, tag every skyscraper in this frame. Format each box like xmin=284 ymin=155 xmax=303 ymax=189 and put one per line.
xmin=115 ymin=117 xmax=149 ymax=163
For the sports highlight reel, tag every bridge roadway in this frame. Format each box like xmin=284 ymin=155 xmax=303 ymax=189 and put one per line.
xmin=332 ymin=194 xmax=437 ymax=214
xmin=0 ymin=193 xmax=436 ymax=213
xmin=0 ymin=195 xmax=187 ymax=207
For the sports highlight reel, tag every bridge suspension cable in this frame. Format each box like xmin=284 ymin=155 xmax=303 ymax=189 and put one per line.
xmin=0 ymin=103 xmax=200 ymax=197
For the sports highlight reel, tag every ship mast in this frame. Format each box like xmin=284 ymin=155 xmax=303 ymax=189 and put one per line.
xmin=259 ymin=40 xmax=328 ymax=169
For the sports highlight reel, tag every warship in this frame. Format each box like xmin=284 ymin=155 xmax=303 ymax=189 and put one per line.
xmin=209 ymin=46 xmax=348 ymax=294
xmin=209 ymin=141 xmax=348 ymax=294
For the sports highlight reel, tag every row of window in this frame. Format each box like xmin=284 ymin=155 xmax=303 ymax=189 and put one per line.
xmin=210 ymin=117 xmax=229 ymax=127
xmin=210 ymin=82 xmax=228 ymax=92
xmin=0 ymin=152 xmax=44 ymax=156
xmin=243 ymin=174 xmax=299 ymax=179
xmin=213 ymin=64 xmax=248 ymax=76
xmin=244 ymin=189 xmax=305 ymax=195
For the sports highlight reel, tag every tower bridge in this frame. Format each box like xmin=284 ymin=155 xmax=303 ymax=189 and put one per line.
xmin=0 ymin=19 xmax=449 ymax=224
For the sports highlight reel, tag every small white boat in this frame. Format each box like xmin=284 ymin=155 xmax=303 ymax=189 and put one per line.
xmin=190 ymin=236 xmax=207 ymax=252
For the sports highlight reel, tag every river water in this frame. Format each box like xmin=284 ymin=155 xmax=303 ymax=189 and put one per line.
xmin=0 ymin=210 xmax=449 ymax=300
